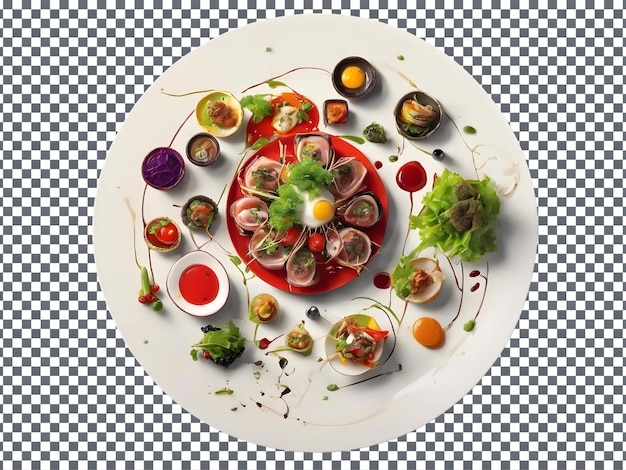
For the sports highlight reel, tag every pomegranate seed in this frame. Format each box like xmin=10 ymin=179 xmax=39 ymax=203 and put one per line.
xmin=203 ymin=350 xmax=211 ymax=360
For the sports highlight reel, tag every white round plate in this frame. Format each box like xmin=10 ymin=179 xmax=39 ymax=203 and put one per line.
xmin=166 ymin=250 xmax=230 ymax=317
xmin=94 ymin=14 xmax=537 ymax=452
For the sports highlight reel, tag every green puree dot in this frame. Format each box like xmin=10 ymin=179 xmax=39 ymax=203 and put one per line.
xmin=463 ymin=126 xmax=476 ymax=134
xmin=389 ymin=155 xmax=398 ymax=163
xmin=326 ymin=384 xmax=339 ymax=392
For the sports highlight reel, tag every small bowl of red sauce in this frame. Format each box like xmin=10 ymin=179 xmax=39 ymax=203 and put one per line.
xmin=166 ymin=250 xmax=230 ymax=317
xmin=144 ymin=217 xmax=182 ymax=252
xmin=141 ymin=147 xmax=186 ymax=190
xmin=186 ymin=133 xmax=221 ymax=167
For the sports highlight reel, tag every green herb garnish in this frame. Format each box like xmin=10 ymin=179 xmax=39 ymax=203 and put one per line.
xmin=286 ymin=157 xmax=333 ymax=199
xmin=268 ymin=184 xmax=302 ymax=232
xmin=240 ymin=94 xmax=273 ymax=123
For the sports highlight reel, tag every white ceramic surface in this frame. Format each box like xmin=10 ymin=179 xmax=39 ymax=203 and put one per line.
xmin=94 ymin=14 xmax=537 ymax=452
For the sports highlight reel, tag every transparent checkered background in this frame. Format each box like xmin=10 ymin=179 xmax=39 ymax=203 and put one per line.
xmin=1 ymin=1 xmax=623 ymax=468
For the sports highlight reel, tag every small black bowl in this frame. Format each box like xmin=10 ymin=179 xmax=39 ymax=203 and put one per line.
xmin=323 ymin=99 xmax=349 ymax=125
xmin=186 ymin=133 xmax=221 ymax=167
xmin=393 ymin=91 xmax=443 ymax=140
xmin=332 ymin=57 xmax=377 ymax=99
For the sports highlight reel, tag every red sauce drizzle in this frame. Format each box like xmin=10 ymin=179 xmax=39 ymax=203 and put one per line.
xmin=179 ymin=264 xmax=219 ymax=305
xmin=396 ymin=161 xmax=428 ymax=255
xmin=396 ymin=161 xmax=427 ymax=193
xmin=373 ymin=272 xmax=391 ymax=289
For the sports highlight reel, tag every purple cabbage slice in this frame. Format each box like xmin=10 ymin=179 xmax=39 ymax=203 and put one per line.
xmin=142 ymin=147 xmax=185 ymax=189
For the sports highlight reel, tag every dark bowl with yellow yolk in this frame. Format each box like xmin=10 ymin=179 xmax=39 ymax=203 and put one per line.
xmin=332 ymin=57 xmax=377 ymax=99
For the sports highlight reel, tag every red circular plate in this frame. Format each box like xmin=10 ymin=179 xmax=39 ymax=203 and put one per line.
xmin=226 ymin=134 xmax=388 ymax=294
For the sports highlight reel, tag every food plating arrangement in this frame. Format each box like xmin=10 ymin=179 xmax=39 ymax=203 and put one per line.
xmin=95 ymin=15 xmax=535 ymax=451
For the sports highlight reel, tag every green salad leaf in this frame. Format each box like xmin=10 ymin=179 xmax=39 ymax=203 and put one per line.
xmin=390 ymin=247 xmax=421 ymax=300
xmin=190 ymin=320 xmax=246 ymax=368
xmin=240 ymin=94 xmax=273 ymax=123
xmin=409 ymin=169 xmax=500 ymax=262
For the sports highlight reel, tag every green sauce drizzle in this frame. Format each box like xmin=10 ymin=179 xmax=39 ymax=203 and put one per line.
xmin=339 ymin=135 xmax=366 ymax=145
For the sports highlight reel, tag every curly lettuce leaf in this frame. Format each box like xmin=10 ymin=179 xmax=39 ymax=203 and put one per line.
xmin=409 ymin=169 xmax=500 ymax=262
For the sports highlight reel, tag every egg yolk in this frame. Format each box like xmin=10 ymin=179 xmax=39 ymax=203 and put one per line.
xmin=341 ymin=66 xmax=366 ymax=89
xmin=412 ymin=317 xmax=445 ymax=348
xmin=313 ymin=199 xmax=334 ymax=222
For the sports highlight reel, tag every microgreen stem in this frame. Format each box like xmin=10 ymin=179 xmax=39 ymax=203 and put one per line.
xmin=160 ymin=88 xmax=215 ymax=97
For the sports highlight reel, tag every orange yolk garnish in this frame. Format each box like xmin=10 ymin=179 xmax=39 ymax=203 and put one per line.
xmin=412 ymin=317 xmax=445 ymax=348
xmin=313 ymin=199 xmax=334 ymax=222
xmin=341 ymin=66 xmax=366 ymax=89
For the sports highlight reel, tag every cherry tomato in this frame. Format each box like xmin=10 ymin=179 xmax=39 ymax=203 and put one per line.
xmin=307 ymin=233 xmax=325 ymax=253
xmin=156 ymin=223 xmax=179 ymax=245
xmin=283 ymin=228 xmax=300 ymax=246
xmin=191 ymin=204 xmax=212 ymax=220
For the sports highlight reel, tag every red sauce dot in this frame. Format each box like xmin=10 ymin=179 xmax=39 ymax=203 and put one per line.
xmin=179 ymin=264 xmax=219 ymax=305
xmin=373 ymin=272 xmax=391 ymax=289
xmin=396 ymin=161 xmax=427 ymax=193
xmin=374 ymin=161 xmax=383 ymax=169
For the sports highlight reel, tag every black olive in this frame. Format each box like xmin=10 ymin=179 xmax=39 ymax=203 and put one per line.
xmin=432 ymin=148 xmax=445 ymax=161
xmin=306 ymin=306 xmax=320 ymax=319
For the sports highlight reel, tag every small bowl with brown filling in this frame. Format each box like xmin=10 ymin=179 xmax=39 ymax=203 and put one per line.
xmin=186 ymin=133 xmax=220 ymax=166
xmin=195 ymin=90 xmax=244 ymax=138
